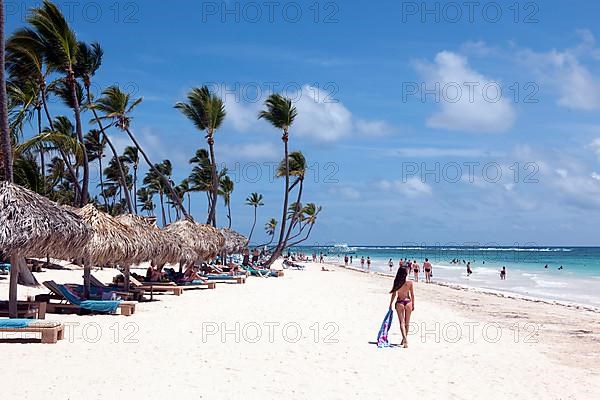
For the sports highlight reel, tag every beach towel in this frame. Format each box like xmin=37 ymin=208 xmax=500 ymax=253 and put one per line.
xmin=0 ymin=319 xmax=32 ymax=328
xmin=376 ymin=309 xmax=394 ymax=348
xmin=58 ymin=284 xmax=122 ymax=314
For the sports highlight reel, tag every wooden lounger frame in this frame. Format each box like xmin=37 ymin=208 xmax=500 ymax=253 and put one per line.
xmin=0 ymin=323 xmax=64 ymax=344
xmin=38 ymin=281 xmax=136 ymax=316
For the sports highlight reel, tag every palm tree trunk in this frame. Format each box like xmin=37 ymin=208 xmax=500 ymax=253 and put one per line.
xmin=159 ymin=192 xmax=166 ymax=227
xmin=41 ymin=89 xmax=82 ymax=198
xmin=265 ymin=131 xmax=290 ymax=267
xmin=283 ymin=178 xmax=303 ymax=248
xmin=187 ymin=192 xmax=191 ymax=215
xmin=248 ymin=206 xmax=258 ymax=243
xmin=124 ymin=126 xmax=190 ymax=219
xmin=98 ymin=156 xmax=108 ymax=210
xmin=207 ymin=136 xmax=218 ymax=227
xmin=287 ymin=223 xmax=316 ymax=248
xmin=36 ymin=105 xmax=46 ymax=193
xmin=1 ymin=1 xmax=18 ymax=317
xmin=87 ymin=87 xmax=133 ymax=213
xmin=0 ymin=1 xmax=12 ymax=183
xmin=67 ymin=72 xmax=89 ymax=206
xmin=227 ymin=200 xmax=232 ymax=229
xmin=133 ymin=165 xmax=137 ymax=213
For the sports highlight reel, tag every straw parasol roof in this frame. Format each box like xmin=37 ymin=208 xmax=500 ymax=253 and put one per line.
xmin=0 ymin=181 xmax=91 ymax=259
xmin=219 ymin=228 xmax=248 ymax=255
xmin=164 ymin=220 xmax=223 ymax=261
xmin=199 ymin=224 xmax=226 ymax=258
xmin=116 ymin=214 xmax=196 ymax=265
xmin=73 ymin=204 xmax=147 ymax=266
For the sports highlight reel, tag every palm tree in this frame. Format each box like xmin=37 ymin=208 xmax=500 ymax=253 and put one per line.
xmin=137 ymin=187 xmax=155 ymax=216
xmin=188 ymin=148 xmax=213 ymax=218
xmin=219 ymin=175 xmax=234 ymax=229
xmin=84 ymin=129 xmax=107 ymax=209
xmin=177 ymin=179 xmax=193 ymax=216
xmin=76 ymin=41 xmax=133 ymax=213
xmin=258 ymin=93 xmax=297 ymax=265
xmin=0 ymin=0 xmax=13 ymax=183
xmin=277 ymin=151 xmax=306 ymax=248
xmin=256 ymin=218 xmax=278 ymax=248
xmin=143 ymin=161 xmax=171 ymax=226
xmin=245 ymin=192 xmax=264 ymax=244
xmin=122 ymin=146 xmax=139 ymax=212
xmin=103 ymin=155 xmax=130 ymax=212
xmin=287 ymin=203 xmax=322 ymax=247
xmin=175 ymin=86 xmax=226 ymax=226
xmin=93 ymin=85 xmax=189 ymax=219
xmin=28 ymin=0 xmax=90 ymax=205
xmin=6 ymin=27 xmax=82 ymax=197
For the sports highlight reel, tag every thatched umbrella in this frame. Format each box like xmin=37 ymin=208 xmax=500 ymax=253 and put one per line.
xmin=73 ymin=205 xmax=148 ymax=294
xmin=117 ymin=214 xmax=196 ymax=267
xmin=0 ymin=182 xmax=91 ymax=317
xmin=199 ymin=224 xmax=226 ymax=259
xmin=220 ymin=228 xmax=248 ymax=255
xmin=164 ymin=220 xmax=224 ymax=265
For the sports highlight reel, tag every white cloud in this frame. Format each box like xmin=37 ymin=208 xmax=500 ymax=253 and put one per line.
xmin=414 ymin=51 xmax=516 ymax=133
xmin=587 ymin=138 xmax=600 ymax=160
xmin=220 ymin=84 xmax=396 ymax=142
xmin=384 ymin=147 xmax=499 ymax=158
xmin=218 ymin=142 xmax=279 ymax=162
xmin=519 ymin=30 xmax=600 ymax=111
xmin=378 ymin=178 xmax=432 ymax=198
xmin=293 ymin=85 xmax=353 ymax=142
xmin=329 ymin=186 xmax=361 ymax=201
xmin=354 ymin=119 xmax=396 ymax=137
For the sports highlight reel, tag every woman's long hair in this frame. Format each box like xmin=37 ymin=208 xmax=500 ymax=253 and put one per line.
xmin=390 ymin=267 xmax=408 ymax=293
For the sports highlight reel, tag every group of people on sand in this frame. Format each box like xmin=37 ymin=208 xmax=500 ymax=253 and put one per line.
xmin=396 ymin=258 xmax=433 ymax=283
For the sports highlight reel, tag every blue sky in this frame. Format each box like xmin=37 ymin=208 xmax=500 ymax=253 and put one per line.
xmin=7 ymin=0 xmax=600 ymax=246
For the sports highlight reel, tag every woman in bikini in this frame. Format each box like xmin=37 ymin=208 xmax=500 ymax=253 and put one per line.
xmin=389 ymin=267 xmax=415 ymax=348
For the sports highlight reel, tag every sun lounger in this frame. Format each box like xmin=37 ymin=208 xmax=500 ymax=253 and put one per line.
xmin=0 ymin=301 xmax=46 ymax=319
xmin=88 ymin=274 xmax=145 ymax=301
xmin=202 ymin=274 xmax=246 ymax=284
xmin=126 ymin=277 xmax=184 ymax=296
xmin=37 ymin=281 xmax=136 ymax=316
xmin=0 ymin=319 xmax=64 ymax=344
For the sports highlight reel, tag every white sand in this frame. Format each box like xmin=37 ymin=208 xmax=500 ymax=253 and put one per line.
xmin=1 ymin=261 xmax=599 ymax=399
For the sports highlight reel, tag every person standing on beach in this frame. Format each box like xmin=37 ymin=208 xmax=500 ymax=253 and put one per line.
xmin=423 ymin=258 xmax=432 ymax=283
xmin=467 ymin=262 xmax=473 ymax=276
xmin=367 ymin=257 xmax=371 ymax=270
xmin=360 ymin=256 xmax=365 ymax=268
xmin=350 ymin=256 xmax=353 ymax=264
xmin=389 ymin=267 xmax=415 ymax=348
xmin=388 ymin=258 xmax=394 ymax=272
xmin=399 ymin=258 xmax=405 ymax=269
xmin=412 ymin=260 xmax=420 ymax=282
xmin=320 ymin=253 xmax=324 ymax=263
xmin=344 ymin=255 xmax=349 ymax=266
xmin=500 ymin=266 xmax=506 ymax=280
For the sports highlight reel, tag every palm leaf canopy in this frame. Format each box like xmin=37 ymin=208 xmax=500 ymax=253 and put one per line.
xmin=175 ymin=86 xmax=226 ymax=136
xmin=27 ymin=0 xmax=79 ymax=72
xmin=258 ymin=93 xmax=297 ymax=130
xmin=0 ymin=182 xmax=91 ymax=259
xmin=73 ymin=204 xmax=146 ymax=266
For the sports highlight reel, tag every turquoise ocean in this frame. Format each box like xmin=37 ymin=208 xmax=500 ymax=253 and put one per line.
xmin=292 ymin=246 xmax=600 ymax=308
